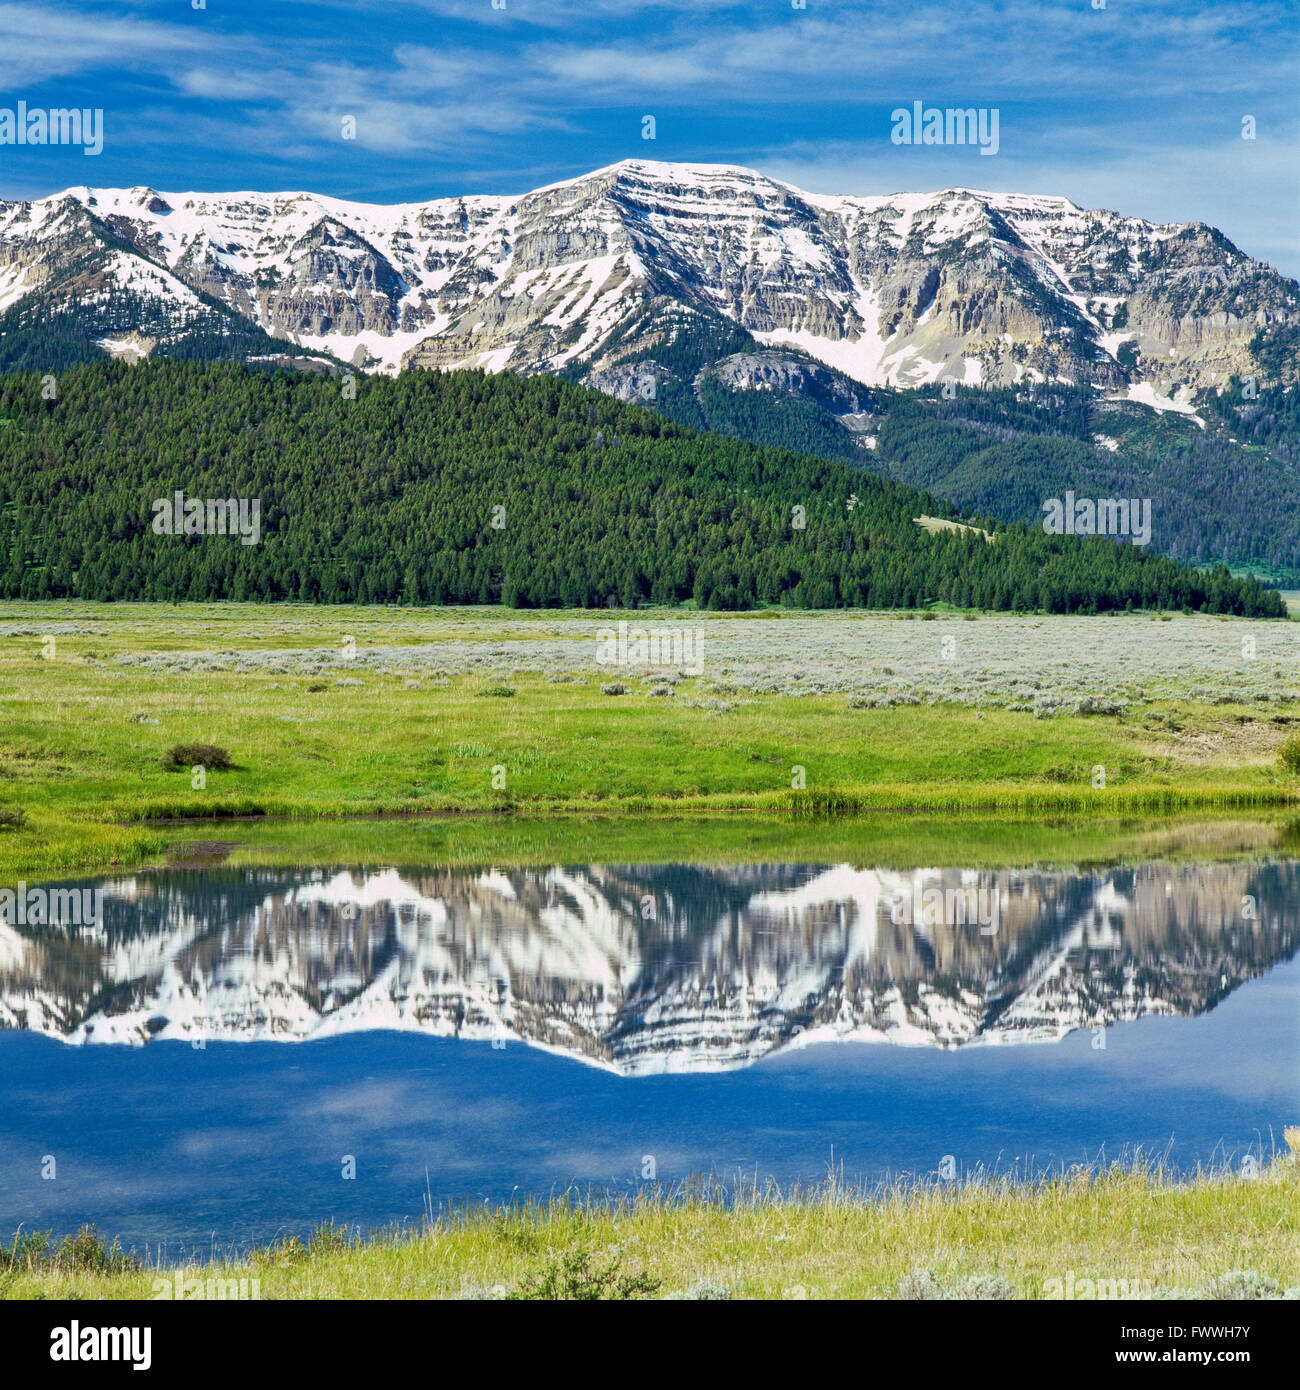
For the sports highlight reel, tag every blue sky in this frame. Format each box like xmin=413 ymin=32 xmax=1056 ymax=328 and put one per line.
xmin=1 ymin=0 xmax=1297 ymax=275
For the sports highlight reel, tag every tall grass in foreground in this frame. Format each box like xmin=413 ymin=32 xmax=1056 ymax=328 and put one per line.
xmin=3 ymin=1154 xmax=1297 ymax=1301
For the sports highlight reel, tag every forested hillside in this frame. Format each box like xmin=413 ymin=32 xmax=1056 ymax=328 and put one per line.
xmin=873 ymin=381 xmax=1300 ymax=582
xmin=0 ymin=361 xmax=1283 ymax=615
xmin=588 ymin=346 xmax=1300 ymax=583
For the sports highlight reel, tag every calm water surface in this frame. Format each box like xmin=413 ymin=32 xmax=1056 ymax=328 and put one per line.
xmin=1 ymin=853 xmax=1297 ymax=1255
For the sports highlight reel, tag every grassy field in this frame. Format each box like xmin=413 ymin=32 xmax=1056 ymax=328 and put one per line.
xmin=0 ymin=600 xmax=1297 ymax=877
xmin=4 ymin=1159 xmax=1297 ymax=1300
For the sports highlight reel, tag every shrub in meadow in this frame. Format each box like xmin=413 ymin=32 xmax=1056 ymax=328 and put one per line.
xmin=161 ymin=743 xmax=232 ymax=771
xmin=1279 ymin=737 xmax=1300 ymax=774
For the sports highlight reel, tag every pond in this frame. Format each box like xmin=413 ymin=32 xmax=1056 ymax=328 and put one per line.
xmin=1 ymin=827 xmax=1298 ymax=1256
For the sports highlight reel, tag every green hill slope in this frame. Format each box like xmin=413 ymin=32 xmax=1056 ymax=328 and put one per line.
xmin=0 ymin=361 xmax=1282 ymax=615
xmin=632 ymin=358 xmax=1300 ymax=583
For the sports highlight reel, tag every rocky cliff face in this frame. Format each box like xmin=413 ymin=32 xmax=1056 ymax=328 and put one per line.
xmin=1 ymin=162 xmax=1293 ymax=396
xmin=2 ymin=859 xmax=1295 ymax=1074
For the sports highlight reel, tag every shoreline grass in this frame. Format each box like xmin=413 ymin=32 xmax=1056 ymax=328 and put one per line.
xmin=2 ymin=807 xmax=1299 ymax=884
xmin=3 ymin=764 xmax=1298 ymax=879
xmin=4 ymin=1159 xmax=1297 ymax=1300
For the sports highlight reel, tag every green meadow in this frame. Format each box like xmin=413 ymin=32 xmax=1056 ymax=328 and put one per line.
xmin=0 ymin=600 xmax=1297 ymax=876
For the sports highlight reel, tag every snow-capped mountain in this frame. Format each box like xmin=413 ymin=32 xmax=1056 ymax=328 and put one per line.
xmin=2 ymin=859 xmax=1295 ymax=1074
xmin=0 ymin=161 xmax=1294 ymax=400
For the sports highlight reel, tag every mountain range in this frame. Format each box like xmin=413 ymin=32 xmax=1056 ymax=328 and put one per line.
xmin=1 ymin=159 xmax=1297 ymax=577
xmin=1 ymin=159 xmax=1294 ymax=395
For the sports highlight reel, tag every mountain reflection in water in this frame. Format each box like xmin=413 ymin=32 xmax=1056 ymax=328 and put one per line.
xmin=3 ymin=860 xmax=1297 ymax=1074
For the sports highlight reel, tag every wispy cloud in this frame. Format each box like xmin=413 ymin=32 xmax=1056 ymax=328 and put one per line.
xmin=0 ymin=1 xmax=221 ymax=85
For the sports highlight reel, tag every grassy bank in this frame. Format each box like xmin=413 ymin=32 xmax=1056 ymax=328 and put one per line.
xmin=1 ymin=601 xmax=1298 ymax=877
xmin=138 ymin=809 xmax=1300 ymax=876
xmin=4 ymin=1160 xmax=1298 ymax=1300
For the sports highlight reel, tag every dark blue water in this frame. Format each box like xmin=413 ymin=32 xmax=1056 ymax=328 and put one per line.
xmin=1 ymin=858 xmax=1297 ymax=1257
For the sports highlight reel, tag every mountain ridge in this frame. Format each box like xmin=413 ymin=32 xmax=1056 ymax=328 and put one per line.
xmin=2 ymin=159 xmax=1294 ymax=400
xmin=4 ymin=160 xmax=1296 ymax=579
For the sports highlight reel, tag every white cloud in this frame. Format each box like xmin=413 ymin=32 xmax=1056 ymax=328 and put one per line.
xmin=0 ymin=2 xmax=220 ymax=85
